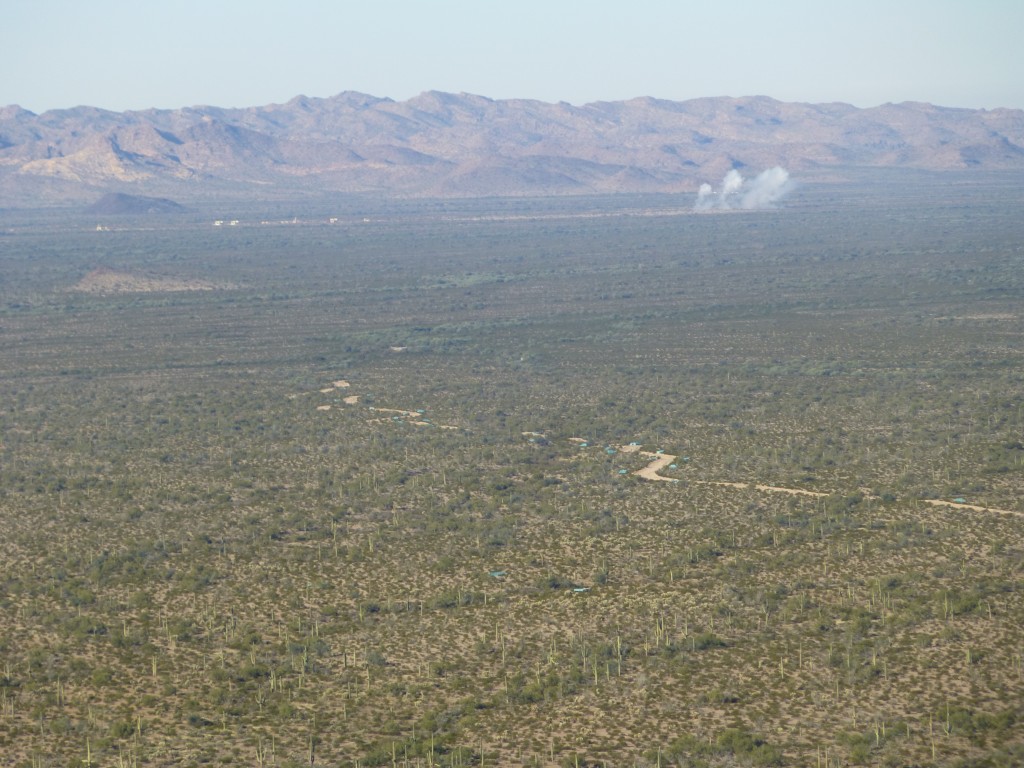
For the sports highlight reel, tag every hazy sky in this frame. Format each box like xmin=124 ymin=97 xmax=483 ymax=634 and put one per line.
xmin=4 ymin=0 xmax=1022 ymax=113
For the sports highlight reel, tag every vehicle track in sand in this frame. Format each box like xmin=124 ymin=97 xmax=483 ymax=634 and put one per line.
xmin=617 ymin=442 xmax=1022 ymax=517
xmin=307 ymin=380 xmax=461 ymax=430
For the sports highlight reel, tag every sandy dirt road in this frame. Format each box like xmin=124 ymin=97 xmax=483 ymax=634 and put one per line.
xmin=623 ymin=444 xmax=1020 ymax=515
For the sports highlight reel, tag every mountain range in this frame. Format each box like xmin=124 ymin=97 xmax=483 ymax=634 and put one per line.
xmin=2 ymin=91 xmax=1023 ymax=205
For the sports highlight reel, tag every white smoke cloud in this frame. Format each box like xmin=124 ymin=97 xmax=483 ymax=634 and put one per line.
xmin=721 ymin=169 xmax=744 ymax=202
xmin=694 ymin=166 xmax=792 ymax=211
xmin=695 ymin=182 xmax=714 ymax=209
xmin=741 ymin=167 xmax=791 ymax=209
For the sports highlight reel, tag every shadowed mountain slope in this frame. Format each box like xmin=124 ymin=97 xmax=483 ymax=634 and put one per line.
xmin=2 ymin=92 xmax=1022 ymax=204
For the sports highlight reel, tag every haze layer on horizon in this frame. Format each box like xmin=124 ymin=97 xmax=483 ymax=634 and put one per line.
xmin=2 ymin=0 xmax=1022 ymax=114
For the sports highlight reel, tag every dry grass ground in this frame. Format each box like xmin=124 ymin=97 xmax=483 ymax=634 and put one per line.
xmin=68 ymin=267 xmax=231 ymax=294
xmin=1 ymin=384 xmax=1019 ymax=767
xmin=1 ymin=184 xmax=1022 ymax=766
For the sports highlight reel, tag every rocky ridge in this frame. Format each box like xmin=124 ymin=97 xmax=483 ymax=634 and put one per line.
xmin=2 ymin=92 xmax=1022 ymax=204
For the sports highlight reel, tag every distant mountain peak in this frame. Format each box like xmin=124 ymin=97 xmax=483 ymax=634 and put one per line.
xmin=2 ymin=92 xmax=1022 ymax=205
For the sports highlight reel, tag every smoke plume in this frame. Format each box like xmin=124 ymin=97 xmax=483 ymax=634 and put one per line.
xmin=695 ymin=167 xmax=791 ymax=210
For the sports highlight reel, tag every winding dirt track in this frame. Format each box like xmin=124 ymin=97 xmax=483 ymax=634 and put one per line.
xmin=634 ymin=451 xmax=678 ymax=481
xmin=696 ymin=480 xmax=829 ymax=498
xmin=920 ymin=498 xmax=1022 ymax=517
xmin=627 ymin=446 xmax=1022 ymax=517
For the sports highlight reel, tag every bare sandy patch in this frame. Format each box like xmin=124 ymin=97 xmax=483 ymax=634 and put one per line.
xmin=370 ymin=407 xmax=415 ymax=417
xmin=68 ymin=267 xmax=230 ymax=294
xmin=343 ymin=395 xmax=360 ymax=405
xmin=316 ymin=405 xmax=331 ymax=411
xmin=367 ymin=405 xmax=458 ymax=430
xmin=333 ymin=380 xmax=351 ymax=388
